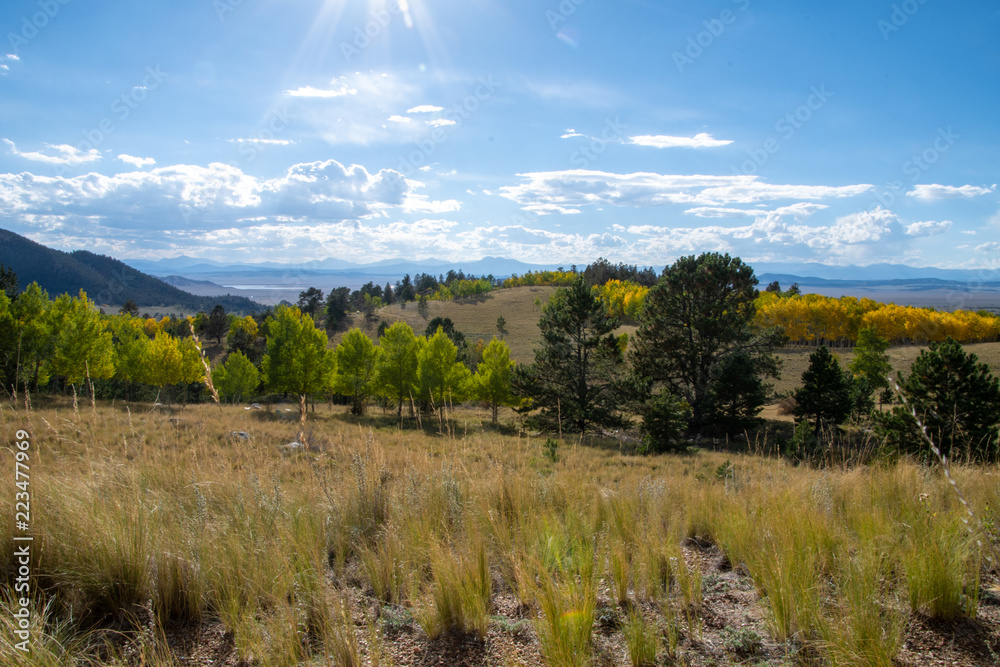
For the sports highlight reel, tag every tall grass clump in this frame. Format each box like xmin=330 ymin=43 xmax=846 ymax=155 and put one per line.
xmin=0 ymin=591 xmax=88 ymax=667
xmin=415 ymin=539 xmax=492 ymax=638
xmin=524 ymin=528 xmax=597 ymax=667
xmin=622 ymin=607 xmax=659 ymax=667
xmin=822 ymin=547 xmax=905 ymax=667
xmin=899 ymin=501 xmax=980 ymax=619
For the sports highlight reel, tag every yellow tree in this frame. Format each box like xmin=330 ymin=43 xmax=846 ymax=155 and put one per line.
xmin=46 ymin=290 xmax=115 ymax=389
xmin=143 ymin=331 xmax=205 ymax=400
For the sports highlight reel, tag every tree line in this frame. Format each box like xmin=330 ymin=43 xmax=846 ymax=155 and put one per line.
xmin=2 ymin=254 xmax=997 ymax=461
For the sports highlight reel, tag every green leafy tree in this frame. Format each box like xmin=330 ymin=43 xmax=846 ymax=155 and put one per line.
xmin=214 ymin=351 xmax=261 ymax=403
xmin=109 ymin=314 xmax=152 ymax=392
xmin=631 ymin=252 xmax=781 ymax=430
xmin=261 ymin=305 xmax=336 ymax=422
xmin=424 ymin=317 xmax=468 ymax=362
xmin=877 ymin=337 xmax=1000 ymax=461
xmin=0 ymin=292 xmax=18 ymax=393
xmin=418 ymin=327 xmax=472 ymax=424
xmin=3 ymin=282 xmax=52 ymax=393
xmin=473 ymin=338 xmax=517 ymax=424
xmin=205 ymin=304 xmax=229 ymax=345
xmin=375 ymin=321 xmax=420 ymax=422
xmin=849 ymin=325 xmax=892 ymax=408
xmin=333 ymin=328 xmax=381 ymax=415
xmin=513 ymin=277 xmax=623 ymax=434
xmin=793 ymin=345 xmax=852 ymax=435
xmin=46 ymin=290 xmax=115 ymax=388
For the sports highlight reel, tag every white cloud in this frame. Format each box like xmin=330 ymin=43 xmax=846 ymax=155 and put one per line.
xmin=684 ymin=202 xmax=827 ymax=220
xmin=407 ymin=105 xmax=444 ymax=113
xmin=629 ymin=133 xmax=733 ymax=149
xmin=6 ymin=54 xmax=19 ymax=61
xmin=975 ymin=242 xmax=1000 ymax=253
xmin=3 ymin=139 xmax=102 ymax=166
xmin=500 ymin=170 xmax=872 ymax=213
xmin=284 ymin=77 xmax=357 ymax=98
xmin=426 ymin=119 xmax=457 ymax=128
xmin=227 ymin=138 xmax=295 ymax=145
xmin=0 ymin=159 xmax=411 ymax=231
xmin=401 ymin=193 xmax=462 ymax=213
xmin=906 ymin=184 xmax=996 ymax=200
xmin=388 ymin=115 xmax=414 ymax=123
xmin=561 ymin=129 xmax=584 ymax=139
xmin=904 ymin=220 xmax=953 ymax=237
xmin=286 ymin=72 xmax=425 ymax=145
xmin=117 ymin=154 xmax=156 ymax=168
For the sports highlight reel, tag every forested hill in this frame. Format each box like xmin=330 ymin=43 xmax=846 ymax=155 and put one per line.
xmin=0 ymin=228 xmax=259 ymax=313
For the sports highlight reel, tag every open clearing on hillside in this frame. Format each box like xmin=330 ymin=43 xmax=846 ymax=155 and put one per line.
xmin=2 ymin=402 xmax=999 ymax=666
xmin=356 ymin=285 xmax=1000 ymax=396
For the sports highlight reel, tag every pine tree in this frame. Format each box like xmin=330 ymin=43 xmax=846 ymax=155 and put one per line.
xmin=631 ymin=252 xmax=781 ymax=430
xmin=206 ymin=304 xmax=229 ymax=345
xmin=793 ymin=345 xmax=852 ymax=435
xmin=878 ymin=337 xmax=1000 ymax=461
xmin=513 ymin=277 xmax=622 ymax=434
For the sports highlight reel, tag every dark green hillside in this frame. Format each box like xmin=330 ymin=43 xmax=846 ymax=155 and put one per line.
xmin=0 ymin=228 xmax=259 ymax=313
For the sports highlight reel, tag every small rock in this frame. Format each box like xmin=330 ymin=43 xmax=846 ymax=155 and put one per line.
xmin=229 ymin=431 xmax=252 ymax=440
xmin=278 ymin=441 xmax=305 ymax=455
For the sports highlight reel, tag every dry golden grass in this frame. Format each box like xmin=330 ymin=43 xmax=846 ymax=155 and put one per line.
xmin=1 ymin=400 xmax=998 ymax=666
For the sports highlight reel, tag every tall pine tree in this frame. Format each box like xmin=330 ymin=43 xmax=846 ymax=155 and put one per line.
xmin=794 ymin=345 xmax=852 ymax=435
xmin=513 ymin=277 xmax=622 ymax=434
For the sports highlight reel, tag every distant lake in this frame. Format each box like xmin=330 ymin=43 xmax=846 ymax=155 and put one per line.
xmin=222 ymin=285 xmax=306 ymax=290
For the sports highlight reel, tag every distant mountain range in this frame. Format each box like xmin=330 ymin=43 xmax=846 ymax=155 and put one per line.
xmin=3 ymin=226 xmax=998 ymax=311
xmin=126 ymin=254 xmax=1000 ymax=285
xmin=125 ymin=255 xmax=564 ymax=279
xmin=0 ymin=228 xmax=260 ymax=313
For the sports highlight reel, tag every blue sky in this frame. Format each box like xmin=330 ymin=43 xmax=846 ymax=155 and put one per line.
xmin=1 ymin=0 xmax=999 ymax=270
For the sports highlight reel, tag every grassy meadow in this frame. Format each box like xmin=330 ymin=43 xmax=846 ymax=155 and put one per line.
xmin=2 ymin=399 xmax=999 ymax=666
